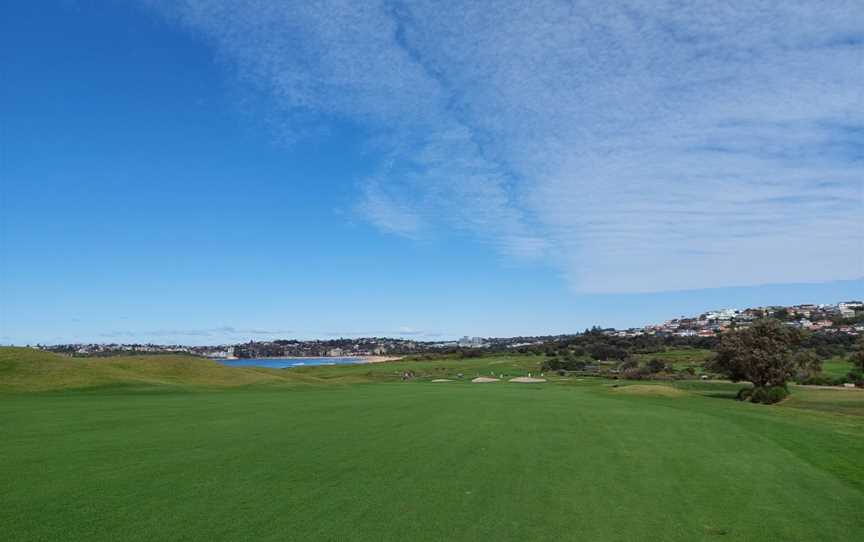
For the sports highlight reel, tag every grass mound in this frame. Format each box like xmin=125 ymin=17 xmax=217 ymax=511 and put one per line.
xmin=0 ymin=347 xmax=301 ymax=392
xmin=611 ymin=384 xmax=688 ymax=397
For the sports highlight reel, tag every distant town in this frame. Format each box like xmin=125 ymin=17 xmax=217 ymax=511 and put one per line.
xmin=37 ymin=300 xmax=864 ymax=358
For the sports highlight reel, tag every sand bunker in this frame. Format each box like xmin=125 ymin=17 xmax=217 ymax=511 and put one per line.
xmin=430 ymin=379 xmax=454 ymax=383
xmin=509 ymin=377 xmax=547 ymax=383
xmin=471 ymin=377 xmax=500 ymax=383
xmin=611 ymin=385 xmax=687 ymax=397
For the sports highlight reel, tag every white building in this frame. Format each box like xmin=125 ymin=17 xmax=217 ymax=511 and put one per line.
xmin=458 ymin=336 xmax=486 ymax=348
xmin=839 ymin=307 xmax=856 ymax=319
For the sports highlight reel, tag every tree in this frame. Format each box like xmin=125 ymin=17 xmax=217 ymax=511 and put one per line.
xmin=646 ymin=358 xmax=667 ymax=374
xmin=708 ymin=319 xmax=804 ymax=403
xmin=619 ymin=359 xmax=638 ymax=371
xmin=792 ymin=349 xmax=822 ymax=382
xmin=850 ymin=336 xmax=864 ymax=373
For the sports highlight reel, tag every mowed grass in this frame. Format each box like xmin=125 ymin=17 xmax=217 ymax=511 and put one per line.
xmin=3 ymin=372 xmax=864 ymax=541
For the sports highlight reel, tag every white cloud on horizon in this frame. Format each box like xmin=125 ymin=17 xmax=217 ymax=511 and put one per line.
xmin=145 ymin=0 xmax=864 ymax=293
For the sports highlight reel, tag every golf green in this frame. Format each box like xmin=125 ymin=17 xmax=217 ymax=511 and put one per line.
xmin=2 ymin=382 xmax=862 ymax=541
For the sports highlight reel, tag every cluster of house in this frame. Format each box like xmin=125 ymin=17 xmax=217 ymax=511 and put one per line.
xmin=42 ymin=338 xmax=423 ymax=358
xmin=43 ymin=343 xmax=193 ymax=356
xmin=607 ymin=301 xmax=864 ymax=338
xmin=37 ymin=301 xmax=862 ymax=356
xmin=425 ymin=336 xmax=488 ymax=349
xmin=212 ymin=337 xmax=421 ymax=359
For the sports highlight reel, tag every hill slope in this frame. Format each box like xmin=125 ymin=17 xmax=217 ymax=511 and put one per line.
xmin=0 ymin=347 xmax=306 ymax=392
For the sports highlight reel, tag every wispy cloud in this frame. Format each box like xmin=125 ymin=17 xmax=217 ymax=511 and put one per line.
xmin=146 ymin=0 xmax=864 ymax=292
xmin=318 ymin=327 xmax=442 ymax=338
xmin=357 ymin=179 xmax=424 ymax=239
xmin=100 ymin=326 xmax=292 ymax=340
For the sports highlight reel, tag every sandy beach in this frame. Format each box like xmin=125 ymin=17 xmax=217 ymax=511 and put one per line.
xmin=218 ymin=355 xmax=403 ymax=363
xmin=357 ymin=356 xmax=403 ymax=363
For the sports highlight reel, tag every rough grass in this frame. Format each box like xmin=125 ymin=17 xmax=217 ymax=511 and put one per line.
xmin=783 ymin=386 xmax=864 ymax=417
xmin=611 ymin=384 xmax=689 ymax=397
xmin=634 ymin=348 xmax=714 ymax=367
xmin=0 ymin=347 xmax=307 ymax=391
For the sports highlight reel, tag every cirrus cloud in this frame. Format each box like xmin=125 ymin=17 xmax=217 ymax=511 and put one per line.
xmin=144 ymin=0 xmax=864 ymax=292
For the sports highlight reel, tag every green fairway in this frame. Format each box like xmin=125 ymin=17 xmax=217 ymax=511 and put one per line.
xmin=3 ymin=366 xmax=863 ymax=541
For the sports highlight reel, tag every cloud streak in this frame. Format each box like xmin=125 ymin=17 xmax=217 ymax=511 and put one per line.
xmin=146 ymin=0 xmax=864 ymax=292
xmin=100 ymin=326 xmax=292 ymax=340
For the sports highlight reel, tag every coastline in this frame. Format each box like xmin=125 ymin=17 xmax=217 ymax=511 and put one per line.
xmin=357 ymin=355 xmax=403 ymax=363
xmin=216 ymin=355 xmax=403 ymax=363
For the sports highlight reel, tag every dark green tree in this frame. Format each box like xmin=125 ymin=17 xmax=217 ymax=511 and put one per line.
xmin=708 ymin=319 xmax=804 ymax=403
xmin=850 ymin=336 xmax=864 ymax=373
xmin=792 ymin=349 xmax=822 ymax=382
xmin=646 ymin=358 xmax=666 ymax=374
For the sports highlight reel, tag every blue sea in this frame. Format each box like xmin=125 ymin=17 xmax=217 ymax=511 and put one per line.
xmin=215 ymin=357 xmax=367 ymax=369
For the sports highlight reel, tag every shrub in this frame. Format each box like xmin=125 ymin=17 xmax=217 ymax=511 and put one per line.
xmin=735 ymin=388 xmax=753 ymax=401
xmin=750 ymin=386 xmax=789 ymax=404
xmin=541 ymin=357 xmax=590 ymax=372
xmin=850 ymin=338 xmax=864 ymax=372
xmin=736 ymin=385 xmax=788 ymax=404
xmin=646 ymin=358 xmax=666 ymax=373
xmin=540 ymin=357 xmax=563 ymax=371
xmin=619 ymin=359 xmax=638 ymax=371
xmin=801 ymin=374 xmax=833 ymax=386
xmin=792 ymin=350 xmax=823 ymax=383
xmin=621 ymin=367 xmax=645 ymax=380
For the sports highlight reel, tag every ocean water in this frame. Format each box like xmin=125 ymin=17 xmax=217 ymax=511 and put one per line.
xmin=214 ymin=357 xmax=366 ymax=369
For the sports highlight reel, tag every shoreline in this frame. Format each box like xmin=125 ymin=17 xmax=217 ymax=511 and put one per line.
xmin=356 ymin=355 xmax=403 ymax=363
xmin=216 ymin=355 xmax=403 ymax=363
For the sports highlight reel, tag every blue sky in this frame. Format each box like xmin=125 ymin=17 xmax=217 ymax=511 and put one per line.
xmin=1 ymin=1 xmax=862 ymax=345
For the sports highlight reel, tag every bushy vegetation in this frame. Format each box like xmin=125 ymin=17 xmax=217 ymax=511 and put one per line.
xmin=524 ymin=327 xmax=720 ymax=358
xmin=848 ymin=337 xmax=864 ymax=384
xmin=736 ymin=385 xmax=790 ymax=404
xmin=535 ymin=328 xmax=718 ymax=379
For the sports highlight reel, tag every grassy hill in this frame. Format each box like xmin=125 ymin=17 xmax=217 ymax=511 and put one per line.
xmin=0 ymin=347 xmax=307 ymax=392
xmin=0 ymin=348 xmax=553 ymax=392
